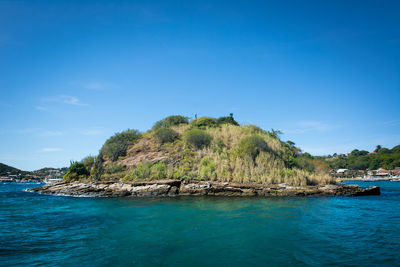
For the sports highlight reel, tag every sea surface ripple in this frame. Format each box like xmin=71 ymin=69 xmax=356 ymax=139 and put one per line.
xmin=1 ymin=181 xmax=399 ymax=266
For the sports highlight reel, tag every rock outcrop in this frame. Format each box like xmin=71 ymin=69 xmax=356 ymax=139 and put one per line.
xmin=27 ymin=180 xmax=380 ymax=198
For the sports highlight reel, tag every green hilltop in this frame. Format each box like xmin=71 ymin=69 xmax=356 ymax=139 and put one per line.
xmin=64 ymin=114 xmax=333 ymax=186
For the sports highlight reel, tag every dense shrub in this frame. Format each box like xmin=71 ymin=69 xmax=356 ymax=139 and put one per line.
xmin=199 ymin=157 xmax=216 ymax=179
xmin=185 ymin=129 xmax=212 ymax=149
xmin=82 ymin=156 xmax=95 ymax=173
xmin=190 ymin=117 xmax=219 ymax=129
xmin=64 ymin=161 xmax=90 ymax=181
xmin=153 ymin=115 xmax=189 ymax=130
xmin=236 ymin=135 xmax=270 ymax=161
xmin=150 ymin=162 xmax=167 ymax=180
xmin=105 ymin=163 xmax=125 ymax=174
xmin=392 ymin=145 xmax=400 ymax=154
xmin=217 ymin=113 xmax=239 ymax=126
xmin=132 ymin=163 xmax=152 ymax=180
xmin=154 ymin=127 xmax=179 ymax=144
xmin=245 ymin=124 xmax=268 ymax=135
xmin=286 ymin=156 xmax=315 ymax=172
xmin=123 ymin=162 xmax=167 ymax=181
xmin=92 ymin=155 xmax=104 ymax=180
xmin=286 ymin=156 xmax=296 ymax=169
xmin=191 ymin=114 xmax=239 ymax=129
xmin=100 ymin=129 xmax=141 ymax=161
xmin=268 ymin=129 xmax=283 ymax=139
xmin=295 ymin=157 xmax=315 ymax=172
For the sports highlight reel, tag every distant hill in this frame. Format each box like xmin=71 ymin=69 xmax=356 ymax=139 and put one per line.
xmin=0 ymin=163 xmax=67 ymax=179
xmin=0 ymin=163 xmax=25 ymax=176
xmin=33 ymin=167 xmax=68 ymax=174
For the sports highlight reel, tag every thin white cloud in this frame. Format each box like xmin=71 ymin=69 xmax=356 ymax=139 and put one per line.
xmin=43 ymin=95 xmax=88 ymax=106
xmin=35 ymin=106 xmax=47 ymax=111
xmin=0 ymin=128 xmax=66 ymax=137
xmin=1 ymin=127 xmax=103 ymax=137
xmin=39 ymin=148 xmax=62 ymax=152
xmin=60 ymin=95 xmax=87 ymax=106
xmin=17 ymin=128 xmax=41 ymax=134
xmin=0 ymin=128 xmax=39 ymax=135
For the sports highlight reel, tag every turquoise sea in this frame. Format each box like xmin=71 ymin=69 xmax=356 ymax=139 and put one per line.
xmin=1 ymin=181 xmax=400 ymax=266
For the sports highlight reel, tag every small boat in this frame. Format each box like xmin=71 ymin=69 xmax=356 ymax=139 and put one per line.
xmin=44 ymin=178 xmax=63 ymax=184
xmin=363 ymin=176 xmax=377 ymax=182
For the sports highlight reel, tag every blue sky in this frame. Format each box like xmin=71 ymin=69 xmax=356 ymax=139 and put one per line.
xmin=0 ymin=0 xmax=399 ymax=171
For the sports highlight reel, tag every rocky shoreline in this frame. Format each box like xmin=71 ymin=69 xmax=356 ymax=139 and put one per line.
xmin=27 ymin=180 xmax=381 ymax=198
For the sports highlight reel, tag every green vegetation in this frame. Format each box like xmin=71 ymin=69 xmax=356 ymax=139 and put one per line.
xmin=288 ymin=155 xmax=315 ymax=172
xmin=328 ymin=145 xmax=400 ymax=170
xmin=64 ymin=114 xmax=335 ymax=186
xmin=152 ymin=115 xmax=189 ymax=130
xmin=190 ymin=117 xmax=219 ymax=128
xmin=100 ymin=129 xmax=141 ymax=161
xmin=217 ymin=113 xmax=239 ymax=126
xmin=82 ymin=156 xmax=95 ymax=174
xmin=236 ymin=135 xmax=270 ymax=162
xmin=105 ymin=163 xmax=125 ymax=174
xmin=199 ymin=157 xmax=217 ymax=180
xmin=92 ymin=156 xmax=104 ymax=180
xmin=154 ymin=127 xmax=179 ymax=144
xmin=0 ymin=163 xmax=24 ymax=176
xmin=184 ymin=129 xmax=212 ymax=149
xmin=244 ymin=124 xmax=267 ymax=135
xmin=123 ymin=162 xmax=167 ymax=181
xmin=64 ymin=161 xmax=90 ymax=181
xmin=190 ymin=114 xmax=239 ymax=129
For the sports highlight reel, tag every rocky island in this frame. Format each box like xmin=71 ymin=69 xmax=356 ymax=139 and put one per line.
xmin=28 ymin=180 xmax=380 ymax=197
xmin=29 ymin=114 xmax=380 ymax=198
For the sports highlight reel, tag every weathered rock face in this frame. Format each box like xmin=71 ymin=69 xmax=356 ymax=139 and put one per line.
xmin=27 ymin=180 xmax=381 ymax=198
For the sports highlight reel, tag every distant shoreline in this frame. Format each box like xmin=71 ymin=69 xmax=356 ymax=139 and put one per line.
xmin=338 ymin=178 xmax=400 ymax=182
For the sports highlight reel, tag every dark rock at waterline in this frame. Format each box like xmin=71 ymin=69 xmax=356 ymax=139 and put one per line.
xmin=351 ymin=186 xmax=380 ymax=196
xmin=27 ymin=180 xmax=381 ymax=198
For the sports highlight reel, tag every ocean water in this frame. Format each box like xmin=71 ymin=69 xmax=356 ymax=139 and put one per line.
xmin=1 ymin=181 xmax=400 ymax=266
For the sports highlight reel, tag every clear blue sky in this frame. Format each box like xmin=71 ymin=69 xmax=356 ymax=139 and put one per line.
xmin=0 ymin=0 xmax=399 ymax=171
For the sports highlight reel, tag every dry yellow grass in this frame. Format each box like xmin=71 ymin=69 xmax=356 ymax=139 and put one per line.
xmin=112 ymin=124 xmax=335 ymax=186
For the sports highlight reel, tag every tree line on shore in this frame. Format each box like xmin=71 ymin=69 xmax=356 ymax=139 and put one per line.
xmin=323 ymin=145 xmax=400 ymax=171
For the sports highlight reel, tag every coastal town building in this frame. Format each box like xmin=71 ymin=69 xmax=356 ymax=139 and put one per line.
xmin=334 ymin=167 xmax=400 ymax=180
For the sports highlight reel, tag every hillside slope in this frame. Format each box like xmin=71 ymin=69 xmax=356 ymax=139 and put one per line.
xmin=0 ymin=163 xmax=22 ymax=176
xmin=65 ymin=115 xmax=334 ymax=186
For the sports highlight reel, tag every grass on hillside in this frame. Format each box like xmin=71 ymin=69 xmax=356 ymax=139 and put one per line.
xmin=64 ymin=115 xmax=334 ymax=186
